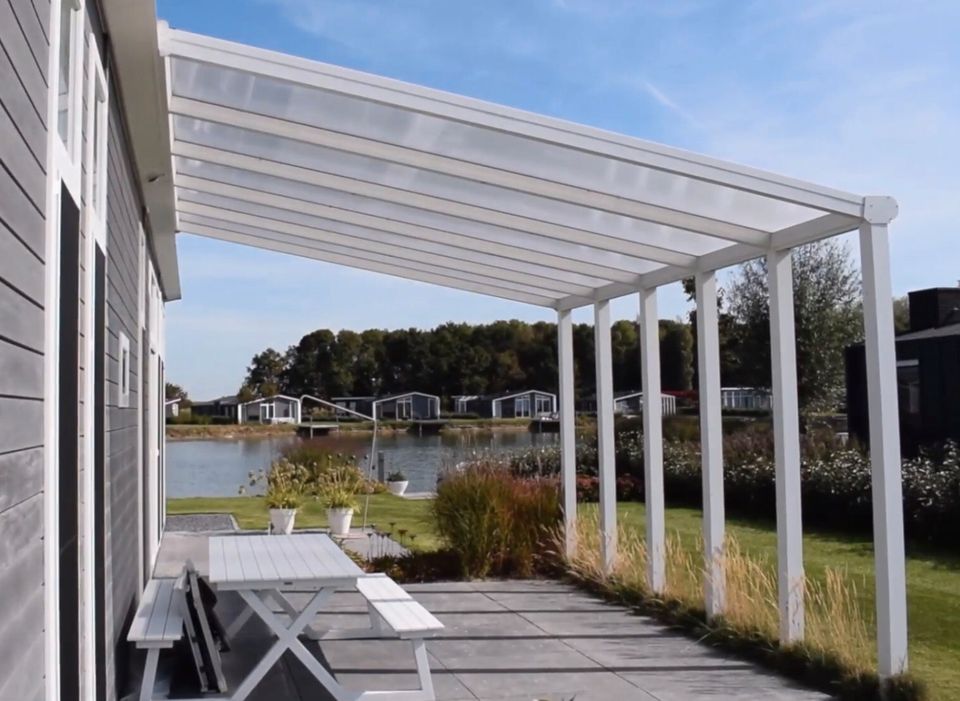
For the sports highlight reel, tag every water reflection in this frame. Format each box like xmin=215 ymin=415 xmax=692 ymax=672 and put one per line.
xmin=166 ymin=430 xmax=559 ymax=498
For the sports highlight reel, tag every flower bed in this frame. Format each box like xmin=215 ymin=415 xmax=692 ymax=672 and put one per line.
xmin=507 ymin=425 xmax=960 ymax=548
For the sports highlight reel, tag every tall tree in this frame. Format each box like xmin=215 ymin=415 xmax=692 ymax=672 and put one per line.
xmin=725 ymin=240 xmax=862 ymax=410
xmin=241 ymin=347 xmax=288 ymax=398
xmin=893 ymin=295 xmax=910 ymax=334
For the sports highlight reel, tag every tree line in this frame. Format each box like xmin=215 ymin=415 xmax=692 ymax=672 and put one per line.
xmin=222 ymin=240 xmax=901 ymax=411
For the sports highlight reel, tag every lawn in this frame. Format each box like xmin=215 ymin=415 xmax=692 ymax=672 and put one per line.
xmin=167 ymin=495 xmax=959 ymax=699
xmin=167 ymin=494 xmax=441 ymax=551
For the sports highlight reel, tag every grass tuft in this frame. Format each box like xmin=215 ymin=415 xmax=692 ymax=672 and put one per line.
xmin=556 ymin=514 xmax=926 ymax=700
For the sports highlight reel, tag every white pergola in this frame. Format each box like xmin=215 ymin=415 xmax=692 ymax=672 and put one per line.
xmin=156 ymin=25 xmax=907 ymax=677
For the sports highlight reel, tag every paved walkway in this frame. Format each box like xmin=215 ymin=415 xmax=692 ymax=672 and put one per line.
xmin=143 ymin=534 xmax=832 ymax=700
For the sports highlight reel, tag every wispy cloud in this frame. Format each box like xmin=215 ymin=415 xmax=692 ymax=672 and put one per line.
xmin=638 ymin=79 xmax=702 ymax=129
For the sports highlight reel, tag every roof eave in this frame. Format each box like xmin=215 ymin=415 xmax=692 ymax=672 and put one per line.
xmin=100 ymin=1 xmax=181 ymax=300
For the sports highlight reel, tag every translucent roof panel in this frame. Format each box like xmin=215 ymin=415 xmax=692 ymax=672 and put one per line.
xmin=161 ymin=27 xmax=868 ymax=309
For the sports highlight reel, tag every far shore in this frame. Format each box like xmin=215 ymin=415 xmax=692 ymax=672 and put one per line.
xmin=165 ymin=417 xmax=553 ymax=441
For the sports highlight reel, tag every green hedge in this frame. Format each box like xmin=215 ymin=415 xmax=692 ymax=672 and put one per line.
xmin=508 ymin=425 xmax=960 ymax=547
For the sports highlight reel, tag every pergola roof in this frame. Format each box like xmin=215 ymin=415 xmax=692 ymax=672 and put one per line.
xmin=157 ymin=25 xmax=875 ymax=309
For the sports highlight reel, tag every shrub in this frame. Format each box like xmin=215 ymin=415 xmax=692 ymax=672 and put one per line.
xmin=432 ymin=460 xmax=561 ymax=578
xmin=507 ymin=421 xmax=960 ymax=547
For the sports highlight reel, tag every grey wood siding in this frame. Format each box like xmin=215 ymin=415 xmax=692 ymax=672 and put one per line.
xmin=102 ymin=40 xmax=145 ymax=701
xmin=0 ymin=0 xmax=48 ymax=697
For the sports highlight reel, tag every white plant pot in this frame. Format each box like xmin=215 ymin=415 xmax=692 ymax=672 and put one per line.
xmin=386 ymin=480 xmax=409 ymax=496
xmin=327 ymin=507 xmax=354 ymax=536
xmin=269 ymin=508 xmax=297 ymax=535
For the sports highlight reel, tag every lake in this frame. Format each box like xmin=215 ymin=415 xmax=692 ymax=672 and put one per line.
xmin=166 ymin=430 xmax=560 ymax=498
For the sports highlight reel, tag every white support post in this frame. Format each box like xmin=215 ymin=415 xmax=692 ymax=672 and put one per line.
xmin=767 ymin=249 xmax=805 ymax=643
xmin=859 ymin=200 xmax=908 ymax=677
xmin=695 ymin=271 xmax=725 ymax=618
xmin=557 ymin=309 xmax=578 ymax=558
xmin=638 ymin=288 xmax=665 ymax=593
xmin=594 ymin=300 xmax=617 ymax=573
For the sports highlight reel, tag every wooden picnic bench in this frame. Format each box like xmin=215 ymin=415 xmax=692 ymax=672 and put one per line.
xmin=129 ymin=534 xmax=444 ymax=701
xmin=127 ymin=578 xmax=184 ymax=701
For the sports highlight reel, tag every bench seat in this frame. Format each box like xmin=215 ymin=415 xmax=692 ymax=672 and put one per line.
xmin=356 ymin=574 xmax=444 ymax=638
xmin=127 ymin=578 xmax=184 ymax=649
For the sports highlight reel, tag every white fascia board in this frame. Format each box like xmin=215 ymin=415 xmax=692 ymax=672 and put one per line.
xmin=171 ymin=96 xmax=771 ymax=247
xmin=188 ymin=223 xmax=557 ymax=307
xmin=161 ymin=28 xmax=866 ymax=216
xmin=172 ymin=141 xmax=698 ymax=267
xmin=553 ymin=211 xmax=866 ymax=310
xmin=177 ymin=207 xmax=588 ymax=298
xmin=98 ymin=5 xmax=180 ymax=299
xmin=176 ymin=174 xmax=635 ymax=285
xmin=176 ymin=198 xmax=599 ymax=296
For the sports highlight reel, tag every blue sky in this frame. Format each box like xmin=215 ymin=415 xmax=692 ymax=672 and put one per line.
xmin=158 ymin=0 xmax=960 ymax=400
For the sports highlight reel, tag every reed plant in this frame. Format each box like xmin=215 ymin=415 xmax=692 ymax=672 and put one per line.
xmin=556 ymin=514 xmax=922 ymax=699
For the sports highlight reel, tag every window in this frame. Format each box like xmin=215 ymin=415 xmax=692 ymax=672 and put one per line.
xmin=535 ymin=396 xmax=552 ymax=416
xmin=118 ymin=332 xmax=130 ymax=407
xmin=84 ymin=40 xmax=109 ymax=245
xmin=397 ymin=397 xmax=413 ymax=419
xmin=56 ymin=0 xmax=83 ymax=169
xmin=515 ymin=397 xmax=531 ymax=418
xmin=897 ymin=359 xmax=921 ymax=418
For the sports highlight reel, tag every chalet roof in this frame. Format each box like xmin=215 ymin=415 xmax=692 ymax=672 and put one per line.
xmin=374 ymin=391 xmax=440 ymax=403
xmin=894 ymin=322 xmax=960 ymax=342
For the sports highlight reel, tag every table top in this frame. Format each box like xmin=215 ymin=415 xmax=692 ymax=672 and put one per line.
xmin=208 ymin=533 xmax=365 ymax=589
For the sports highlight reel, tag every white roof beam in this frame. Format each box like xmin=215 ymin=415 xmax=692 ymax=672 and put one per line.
xmin=178 ymin=205 xmax=588 ymax=298
xmin=171 ymin=96 xmax=772 ymax=247
xmin=176 ymin=197 xmax=599 ymax=295
xmin=185 ymin=222 xmax=562 ymax=307
xmin=553 ymin=212 xmax=865 ymax=310
xmin=162 ymin=28 xmax=865 ymax=217
xmin=175 ymin=174 xmax=636 ymax=285
xmin=172 ymin=141 xmax=701 ymax=267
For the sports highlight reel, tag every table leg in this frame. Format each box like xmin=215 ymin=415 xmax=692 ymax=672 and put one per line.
xmin=230 ymin=588 xmax=359 ymax=701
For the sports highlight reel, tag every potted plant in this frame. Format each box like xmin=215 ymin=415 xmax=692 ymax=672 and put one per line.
xmin=242 ymin=459 xmax=306 ymax=535
xmin=323 ymin=486 xmax=359 ymax=536
xmin=385 ymin=470 xmax=409 ymax=496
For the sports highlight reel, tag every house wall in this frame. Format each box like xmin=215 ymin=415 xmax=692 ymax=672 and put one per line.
xmin=376 ymin=394 xmax=438 ymax=420
xmin=847 ymin=336 xmax=960 ymax=454
xmin=0 ymin=1 xmax=162 ymax=698
xmin=0 ymin=0 xmax=50 ymax=697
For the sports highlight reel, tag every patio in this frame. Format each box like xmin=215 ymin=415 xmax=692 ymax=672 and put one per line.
xmin=143 ymin=532 xmax=830 ymax=701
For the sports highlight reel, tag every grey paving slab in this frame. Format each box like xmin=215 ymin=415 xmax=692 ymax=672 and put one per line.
xmin=431 ymin=611 xmax=547 ymax=638
xmin=484 ymin=589 xmax=619 ymax=612
xmin=564 ymin=634 xmax=751 ymax=668
xmin=332 ymin=672 xmax=475 ymax=700
xmin=521 ymin=609 xmax=672 ymax=636
xmin=428 ymin=637 xmax=599 ymax=671
xmin=621 ymin=668 xmax=834 ymax=700
xmin=411 ymin=591 xmax=511 ymax=613
xmin=455 ymin=670 xmax=654 ymax=700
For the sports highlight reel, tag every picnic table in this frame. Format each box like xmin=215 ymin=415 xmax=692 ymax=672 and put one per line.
xmin=208 ymin=533 xmax=442 ymax=701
